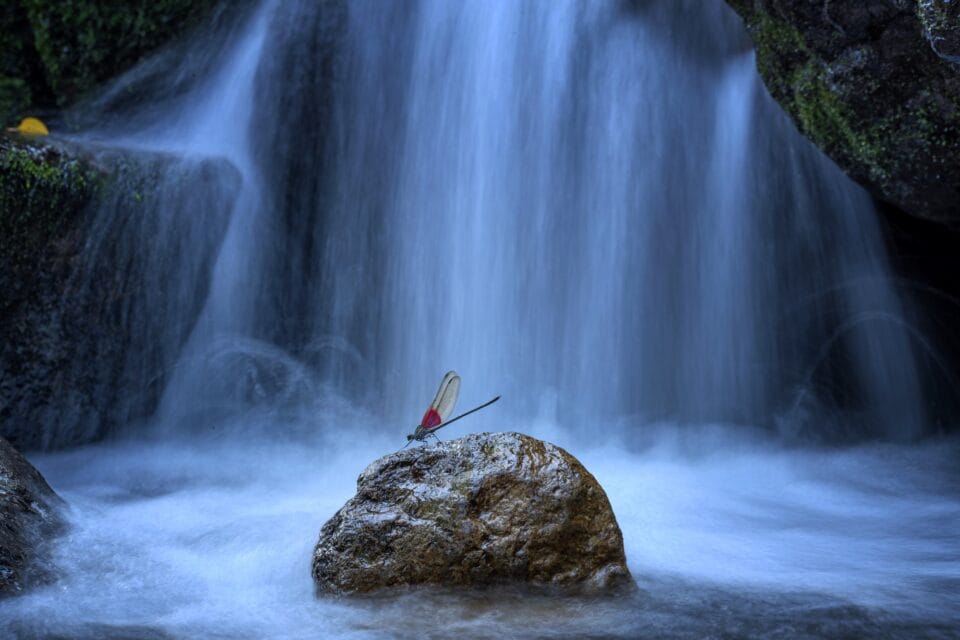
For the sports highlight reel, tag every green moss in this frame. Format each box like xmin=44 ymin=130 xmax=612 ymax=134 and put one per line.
xmin=737 ymin=3 xmax=960 ymax=214
xmin=741 ymin=10 xmax=890 ymax=182
xmin=0 ymin=135 xmax=101 ymax=271
xmin=748 ymin=10 xmax=806 ymax=81
xmin=789 ymin=61 xmax=890 ymax=181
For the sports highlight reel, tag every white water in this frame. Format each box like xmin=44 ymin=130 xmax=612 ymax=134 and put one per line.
xmin=3 ymin=420 xmax=959 ymax=638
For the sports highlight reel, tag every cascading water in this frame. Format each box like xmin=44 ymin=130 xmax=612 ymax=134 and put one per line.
xmin=3 ymin=1 xmax=958 ymax=638
xmin=333 ymin=0 xmax=924 ymax=438
xmin=13 ymin=0 xmax=927 ymax=447
xmin=77 ymin=0 xmax=926 ymax=442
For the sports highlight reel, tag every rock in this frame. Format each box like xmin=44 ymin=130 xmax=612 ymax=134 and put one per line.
xmin=0 ymin=436 xmax=64 ymax=596
xmin=312 ymin=432 xmax=632 ymax=595
xmin=0 ymin=135 xmax=101 ymax=278
xmin=725 ymin=0 xmax=960 ymax=225
xmin=919 ymin=0 xmax=960 ymax=66
xmin=0 ymin=134 xmax=240 ymax=449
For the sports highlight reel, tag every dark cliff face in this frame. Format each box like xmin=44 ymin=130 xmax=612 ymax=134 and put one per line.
xmin=726 ymin=0 xmax=960 ymax=225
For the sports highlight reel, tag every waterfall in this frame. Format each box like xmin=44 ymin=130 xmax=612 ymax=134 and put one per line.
xmin=50 ymin=0 xmax=926 ymax=444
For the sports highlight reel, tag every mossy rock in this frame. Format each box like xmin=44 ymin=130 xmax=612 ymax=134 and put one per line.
xmin=1 ymin=134 xmax=241 ymax=450
xmin=0 ymin=134 xmax=101 ymax=283
xmin=0 ymin=134 xmax=101 ymax=450
xmin=727 ymin=0 xmax=960 ymax=225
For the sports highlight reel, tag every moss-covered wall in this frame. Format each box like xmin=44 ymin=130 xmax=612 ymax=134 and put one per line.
xmin=726 ymin=0 xmax=960 ymax=225
xmin=1 ymin=0 xmax=219 ymax=126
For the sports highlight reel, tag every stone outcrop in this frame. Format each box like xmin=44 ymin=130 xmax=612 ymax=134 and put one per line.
xmin=0 ymin=436 xmax=64 ymax=596
xmin=312 ymin=432 xmax=632 ymax=595
xmin=1 ymin=134 xmax=240 ymax=449
xmin=726 ymin=0 xmax=960 ymax=225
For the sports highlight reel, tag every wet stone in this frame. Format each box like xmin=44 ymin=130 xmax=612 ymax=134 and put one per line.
xmin=0 ymin=436 xmax=64 ymax=596
xmin=312 ymin=432 xmax=633 ymax=595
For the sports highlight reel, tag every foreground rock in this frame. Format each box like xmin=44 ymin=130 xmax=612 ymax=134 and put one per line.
xmin=312 ymin=432 xmax=632 ymax=595
xmin=0 ymin=436 xmax=64 ymax=595
xmin=726 ymin=0 xmax=960 ymax=224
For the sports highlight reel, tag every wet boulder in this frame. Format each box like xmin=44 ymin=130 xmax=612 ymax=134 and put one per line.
xmin=312 ymin=432 xmax=632 ymax=595
xmin=0 ymin=436 xmax=64 ymax=596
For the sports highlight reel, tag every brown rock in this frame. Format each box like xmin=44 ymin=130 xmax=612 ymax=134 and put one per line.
xmin=312 ymin=432 xmax=632 ymax=595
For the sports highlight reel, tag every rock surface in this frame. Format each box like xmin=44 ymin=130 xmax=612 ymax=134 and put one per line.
xmin=0 ymin=436 xmax=63 ymax=596
xmin=312 ymin=432 xmax=632 ymax=595
xmin=1 ymin=134 xmax=240 ymax=449
xmin=726 ymin=0 xmax=960 ymax=224
xmin=919 ymin=0 xmax=960 ymax=65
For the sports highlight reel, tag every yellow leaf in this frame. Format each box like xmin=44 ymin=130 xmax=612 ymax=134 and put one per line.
xmin=10 ymin=117 xmax=50 ymax=136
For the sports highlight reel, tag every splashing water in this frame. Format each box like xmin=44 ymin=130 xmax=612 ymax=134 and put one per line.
xmin=2 ymin=425 xmax=959 ymax=638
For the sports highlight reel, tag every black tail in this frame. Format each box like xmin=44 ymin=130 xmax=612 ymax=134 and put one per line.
xmin=429 ymin=395 xmax=501 ymax=433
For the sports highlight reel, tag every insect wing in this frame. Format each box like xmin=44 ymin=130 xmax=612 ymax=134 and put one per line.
xmin=420 ymin=371 xmax=460 ymax=431
xmin=433 ymin=371 xmax=460 ymax=421
xmin=419 ymin=408 xmax=442 ymax=430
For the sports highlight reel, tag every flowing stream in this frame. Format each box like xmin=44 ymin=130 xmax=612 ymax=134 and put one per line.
xmin=3 ymin=0 xmax=959 ymax=637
